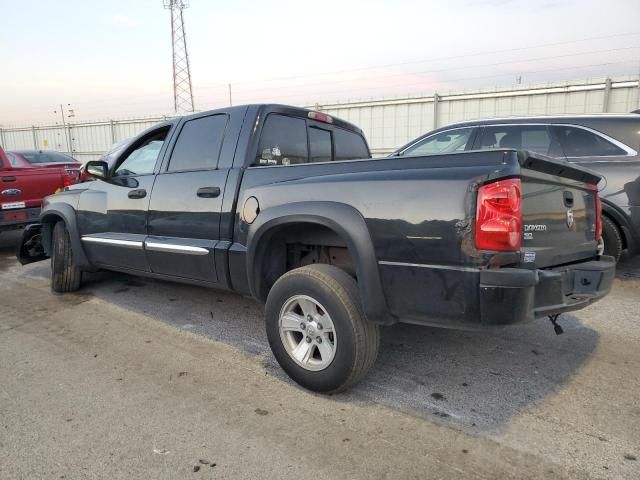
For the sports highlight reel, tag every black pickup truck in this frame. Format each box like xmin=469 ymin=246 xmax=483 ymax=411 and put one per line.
xmin=18 ymin=104 xmax=615 ymax=393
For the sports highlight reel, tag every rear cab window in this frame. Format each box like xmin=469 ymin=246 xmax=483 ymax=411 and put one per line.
xmin=253 ymin=113 xmax=370 ymax=167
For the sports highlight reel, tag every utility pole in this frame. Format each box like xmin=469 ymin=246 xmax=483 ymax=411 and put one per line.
xmin=228 ymin=83 xmax=232 ymax=106
xmin=53 ymin=103 xmax=74 ymax=153
xmin=164 ymin=0 xmax=195 ymax=114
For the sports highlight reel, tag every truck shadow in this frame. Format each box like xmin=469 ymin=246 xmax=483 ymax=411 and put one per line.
xmin=345 ymin=318 xmax=597 ymax=433
xmin=6 ymin=230 xmax=638 ymax=433
xmin=81 ymin=268 xmax=603 ymax=434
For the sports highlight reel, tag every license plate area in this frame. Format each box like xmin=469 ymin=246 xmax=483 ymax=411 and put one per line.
xmin=3 ymin=211 xmax=27 ymax=221
xmin=1 ymin=201 xmax=26 ymax=210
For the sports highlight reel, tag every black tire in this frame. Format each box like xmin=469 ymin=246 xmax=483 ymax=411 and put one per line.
xmin=265 ymin=264 xmax=380 ymax=393
xmin=51 ymin=221 xmax=82 ymax=293
xmin=601 ymin=215 xmax=623 ymax=262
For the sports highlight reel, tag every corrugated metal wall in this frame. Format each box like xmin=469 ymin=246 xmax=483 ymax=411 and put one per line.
xmin=321 ymin=77 xmax=640 ymax=154
xmin=1 ymin=77 xmax=638 ymax=160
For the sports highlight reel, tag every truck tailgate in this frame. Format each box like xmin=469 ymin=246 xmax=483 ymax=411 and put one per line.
xmin=518 ymin=153 xmax=601 ymax=268
xmin=1 ymin=168 xmax=65 ymax=210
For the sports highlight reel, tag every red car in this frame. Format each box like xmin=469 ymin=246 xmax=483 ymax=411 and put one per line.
xmin=1 ymin=146 xmax=79 ymax=233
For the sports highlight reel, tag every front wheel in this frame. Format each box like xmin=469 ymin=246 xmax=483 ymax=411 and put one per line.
xmin=51 ymin=221 xmax=82 ymax=293
xmin=265 ymin=264 xmax=379 ymax=393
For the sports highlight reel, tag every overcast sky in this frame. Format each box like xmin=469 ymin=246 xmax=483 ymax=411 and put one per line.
xmin=1 ymin=0 xmax=639 ymax=125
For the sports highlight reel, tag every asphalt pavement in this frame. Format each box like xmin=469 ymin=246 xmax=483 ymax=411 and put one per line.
xmin=1 ymin=230 xmax=639 ymax=479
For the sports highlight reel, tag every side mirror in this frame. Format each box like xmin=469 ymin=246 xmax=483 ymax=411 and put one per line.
xmin=85 ymin=160 xmax=108 ymax=179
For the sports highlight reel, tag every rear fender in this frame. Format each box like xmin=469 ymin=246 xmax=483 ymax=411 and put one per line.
xmin=247 ymin=201 xmax=395 ymax=325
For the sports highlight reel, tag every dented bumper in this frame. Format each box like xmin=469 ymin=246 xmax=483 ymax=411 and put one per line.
xmin=479 ymin=256 xmax=616 ymax=324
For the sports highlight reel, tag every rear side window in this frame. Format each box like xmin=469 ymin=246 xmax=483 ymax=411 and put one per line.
xmin=309 ymin=127 xmax=332 ymax=163
xmin=255 ymin=114 xmax=308 ymax=166
xmin=475 ymin=125 xmax=560 ymax=156
xmin=168 ymin=114 xmax=228 ymax=171
xmin=553 ymin=125 xmax=627 ymax=157
xmin=402 ymin=128 xmax=474 ymax=156
xmin=334 ymin=128 xmax=369 ymax=160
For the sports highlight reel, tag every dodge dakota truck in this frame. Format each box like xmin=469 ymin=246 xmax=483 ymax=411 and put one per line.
xmin=1 ymin=146 xmax=78 ymax=233
xmin=17 ymin=104 xmax=615 ymax=393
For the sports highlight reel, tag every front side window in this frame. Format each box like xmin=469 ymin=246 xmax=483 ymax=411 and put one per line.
xmin=475 ymin=125 xmax=559 ymax=156
xmin=168 ymin=114 xmax=228 ymax=172
xmin=553 ymin=125 xmax=627 ymax=157
xmin=334 ymin=128 xmax=369 ymax=160
xmin=113 ymin=128 xmax=169 ymax=176
xmin=255 ymin=114 xmax=308 ymax=166
xmin=402 ymin=128 xmax=474 ymax=156
xmin=309 ymin=127 xmax=332 ymax=163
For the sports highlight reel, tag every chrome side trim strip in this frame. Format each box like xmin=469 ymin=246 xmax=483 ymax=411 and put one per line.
xmin=144 ymin=242 xmax=209 ymax=256
xmin=81 ymin=236 xmax=143 ymax=249
xmin=378 ymin=260 xmax=480 ymax=273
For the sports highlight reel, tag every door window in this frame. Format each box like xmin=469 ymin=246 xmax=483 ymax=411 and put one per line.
xmin=168 ymin=114 xmax=228 ymax=172
xmin=255 ymin=114 xmax=308 ymax=166
xmin=113 ymin=128 xmax=169 ymax=177
xmin=475 ymin=125 xmax=560 ymax=156
xmin=401 ymin=128 xmax=474 ymax=156
xmin=552 ymin=125 xmax=627 ymax=157
xmin=309 ymin=127 xmax=332 ymax=163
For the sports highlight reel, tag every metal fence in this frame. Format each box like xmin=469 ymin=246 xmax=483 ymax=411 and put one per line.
xmin=1 ymin=76 xmax=638 ymax=160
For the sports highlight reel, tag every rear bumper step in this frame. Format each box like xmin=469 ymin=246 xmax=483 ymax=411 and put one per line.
xmin=479 ymin=256 xmax=616 ymax=324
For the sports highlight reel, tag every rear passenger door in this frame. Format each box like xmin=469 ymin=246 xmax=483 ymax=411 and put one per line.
xmin=145 ymin=112 xmax=239 ymax=284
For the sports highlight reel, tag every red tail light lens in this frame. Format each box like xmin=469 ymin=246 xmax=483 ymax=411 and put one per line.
xmin=475 ymin=178 xmax=522 ymax=251
xmin=588 ymin=184 xmax=602 ymax=241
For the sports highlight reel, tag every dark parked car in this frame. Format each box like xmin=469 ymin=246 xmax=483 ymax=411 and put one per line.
xmin=18 ymin=104 xmax=613 ymax=392
xmin=391 ymin=114 xmax=640 ymax=261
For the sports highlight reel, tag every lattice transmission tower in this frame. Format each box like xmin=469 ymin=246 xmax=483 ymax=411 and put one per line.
xmin=163 ymin=0 xmax=195 ymax=113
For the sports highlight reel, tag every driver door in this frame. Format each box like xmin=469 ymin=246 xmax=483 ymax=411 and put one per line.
xmin=77 ymin=125 xmax=173 ymax=272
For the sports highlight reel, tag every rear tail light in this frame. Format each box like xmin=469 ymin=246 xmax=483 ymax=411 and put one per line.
xmin=62 ymin=170 xmax=78 ymax=189
xmin=588 ymin=184 xmax=602 ymax=241
xmin=475 ymin=178 xmax=522 ymax=251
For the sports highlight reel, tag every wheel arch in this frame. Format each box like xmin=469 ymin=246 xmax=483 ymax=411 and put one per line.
xmin=39 ymin=203 xmax=93 ymax=270
xmin=246 ymin=201 xmax=394 ymax=325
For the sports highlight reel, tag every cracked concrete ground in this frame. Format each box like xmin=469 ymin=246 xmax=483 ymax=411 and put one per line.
xmin=1 ymin=231 xmax=638 ymax=479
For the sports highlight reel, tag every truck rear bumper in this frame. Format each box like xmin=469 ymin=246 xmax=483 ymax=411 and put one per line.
xmin=479 ymin=256 xmax=616 ymax=325
xmin=0 ymin=207 xmax=40 ymax=232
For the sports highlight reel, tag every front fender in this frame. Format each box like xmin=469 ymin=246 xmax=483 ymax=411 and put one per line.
xmin=40 ymin=202 xmax=93 ymax=270
xmin=247 ymin=201 xmax=395 ymax=325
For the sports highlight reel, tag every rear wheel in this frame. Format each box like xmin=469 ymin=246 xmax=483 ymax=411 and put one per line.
xmin=51 ymin=221 xmax=82 ymax=292
xmin=265 ymin=264 xmax=379 ymax=393
xmin=601 ymin=215 xmax=623 ymax=261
